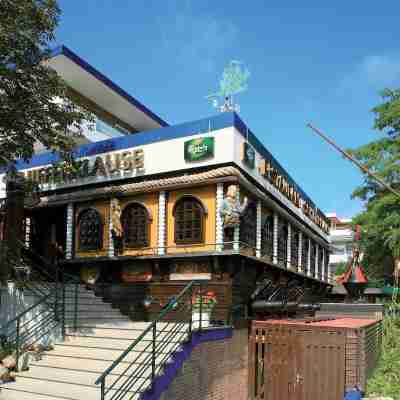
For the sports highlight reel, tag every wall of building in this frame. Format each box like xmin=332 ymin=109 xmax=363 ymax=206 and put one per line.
xmin=159 ymin=328 xmax=248 ymax=400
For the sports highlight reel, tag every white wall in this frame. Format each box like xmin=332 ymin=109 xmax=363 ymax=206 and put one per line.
xmin=0 ymin=284 xmax=61 ymax=345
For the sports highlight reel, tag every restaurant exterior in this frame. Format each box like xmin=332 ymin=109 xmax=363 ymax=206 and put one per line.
xmin=0 ymin=46 xmax=332 ymax=323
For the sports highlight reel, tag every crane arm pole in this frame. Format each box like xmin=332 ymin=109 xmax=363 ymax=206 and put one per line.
xmin=307 ymin=123 xmax=400 ymax=199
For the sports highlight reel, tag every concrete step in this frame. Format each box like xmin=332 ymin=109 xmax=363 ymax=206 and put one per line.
xmin=63 ymin=311 xmax=125 ymax=319
xmin=0 ymin=376 xmax=140 ymax=400
xmin=0 ymin=388 xmax=73 ymax=400
xmin=15 ymin=365 xmax=151 ymax=391
xmin=64 ymin=317 xmax=131 ymax=323
xmin=49 ymin=342 xmax=175 ymax=363
xmin=61 ymin=334 xmax=186 ymax=352
xmin=65 ymin=324 xmax=151 ymax=339
xmin=30 ymin=353 xmax=147 ymax=376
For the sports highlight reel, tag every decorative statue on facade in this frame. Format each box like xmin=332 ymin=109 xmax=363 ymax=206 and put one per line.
xmin=220 ymin=185 xmax=248 ymax=228
xmin=111 ymin=199 xmax=123 ymax=254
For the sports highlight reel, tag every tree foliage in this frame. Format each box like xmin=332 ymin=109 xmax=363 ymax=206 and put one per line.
xmin=0 ymin=0 xmax=89 ymax=167
xmin=350 ymin=89 xmax=400 ymax=280
xmin=367 ymin=303 xmax=400 ymax=399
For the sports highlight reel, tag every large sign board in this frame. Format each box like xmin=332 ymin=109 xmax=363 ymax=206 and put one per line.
xmin=23 ymin=149 xmax=145 ymax=187
xmin=184 ymin=137 xmax=214 ymax=162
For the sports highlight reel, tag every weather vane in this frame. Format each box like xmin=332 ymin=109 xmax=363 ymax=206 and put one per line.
xmin=206 ymin=60 xmax=250 ymax=113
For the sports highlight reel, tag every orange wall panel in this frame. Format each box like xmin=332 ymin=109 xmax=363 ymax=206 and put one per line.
xmin=166 ymin=185 xmax=216 ymax=253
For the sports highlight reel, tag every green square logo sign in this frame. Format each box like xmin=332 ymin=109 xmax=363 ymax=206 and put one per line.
xmin=184 ymin=137 xmax=215 ymax=162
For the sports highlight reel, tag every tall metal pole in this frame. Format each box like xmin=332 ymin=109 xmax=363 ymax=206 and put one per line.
xmin=307 ymin=123 xmax=400 ymax=292
xmin=307 ymin=123 xmax=400 ymax=199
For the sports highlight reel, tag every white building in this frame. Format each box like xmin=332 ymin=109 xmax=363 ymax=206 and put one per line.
xmin=326 ymin=213 xmax=354 ymax=275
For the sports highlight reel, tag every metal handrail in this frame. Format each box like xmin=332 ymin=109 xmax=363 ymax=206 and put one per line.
xmin=0 ymin=243 xmax=81 ymax=370
xmin=93 ymin=280 xmax=222 ymax=400
xmin=95 ymin=280 xmax=196 ymax=386
xmin=0 ymin=292 xmax=53 ymax=330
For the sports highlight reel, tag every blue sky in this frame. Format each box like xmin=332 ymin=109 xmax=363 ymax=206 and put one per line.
xmin=56 ymin=0 xmax=400 ymax=218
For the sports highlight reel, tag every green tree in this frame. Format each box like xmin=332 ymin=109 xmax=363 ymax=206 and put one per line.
xmin=0 ymin=0 xmax=89 ymax=167
xmin=334 ymin=261 xmax=348 ymax=276
xmin=350 ymin=89 xmax=400 ymax=283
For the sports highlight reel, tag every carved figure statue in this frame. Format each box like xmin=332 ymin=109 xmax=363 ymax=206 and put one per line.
xmin=219 ymin=185 xmax=248 ymax=228
xmin=111 ymin=199 xmax=122 ymax=237
xmin=111 ymin=198 xmax=123 ymax=254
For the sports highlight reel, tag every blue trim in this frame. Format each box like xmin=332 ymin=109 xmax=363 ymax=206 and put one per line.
xmin=7 ymin=111 xmax=324 ymax=217
xmin=140 ymin=328 xmax=233 ymax=400
xmin=233 ymin=113 xmax=317 ymax=209
xmin=9 ymin=112 xmax=234 ymax=171
xmin=50 ymin=45 xmax=168 ymax=128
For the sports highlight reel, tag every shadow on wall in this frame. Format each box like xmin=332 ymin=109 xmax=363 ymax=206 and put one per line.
xmin=0 ymin=283 xmax=62 ymax=346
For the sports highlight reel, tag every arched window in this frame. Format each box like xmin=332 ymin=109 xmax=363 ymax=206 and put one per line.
xmin=174 ymin=197 xmax=205 ymax=244
xmin=291 ymin=228 xmax=299 ymax=267
xmin=78 ymin=208 xmax=103 ymax=251
xmin=277 ymin=219 xmax=288 ymax=265
xmin=301 ymin=235 xmax=309 ymax=273
xmin=240 ymin=202 xmax=257 ymax=249
xmin=318 ymin=246 xmax=324 ymax=279
xmin=261 ymin=214 xmax=274 ymax=259
xmin=309 ymin=241 xmax=316 ymax=276
xmin=121 ymin=203 xmax=150 ymax=248
xmin=324 ymin=249 xmax=330 ymax=281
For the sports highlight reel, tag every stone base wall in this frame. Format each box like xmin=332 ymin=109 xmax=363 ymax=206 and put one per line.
xmin=160 ymin=329 xmax=248 ymax=400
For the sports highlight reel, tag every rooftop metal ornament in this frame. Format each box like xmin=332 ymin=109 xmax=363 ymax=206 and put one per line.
xmin=206 ymin=60 xmax=250 ymax=113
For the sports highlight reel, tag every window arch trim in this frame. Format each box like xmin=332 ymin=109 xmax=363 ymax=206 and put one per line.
xmin=77 ymin=207 xmax=103 ymax=251
xmin=172 ymin=195 xmax=208 ymax=217
xmin=173 ymin=196 xmax=206 ymax=245
xmin=121 ymin=202 xmax=151 ymax=249
xmin=121 ymin=201 xmax=153 ymax=222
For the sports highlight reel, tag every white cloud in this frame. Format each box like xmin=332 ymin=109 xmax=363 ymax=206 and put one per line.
xmin=339 ymin=54 xmax=400 ymax=93
xmin=157 ymin=3 xmax=237 ymax=73
xmin=361 ymin=55 xmax=400 ymax=86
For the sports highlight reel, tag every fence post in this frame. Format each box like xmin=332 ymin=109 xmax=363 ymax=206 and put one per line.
xmin=101 ymin=378 xmax=105 ymax=400
xmin=248 ymin=324 xmax=255 ymax=400
xmin=61 ymin=271 xmax=65 ymax=340
xmin=15 ymin=318 xmax=21 ymax=372
xmin=189 ymin=284 xmax=193 ymax=339
xmin=73 ymin=281 xmax=78 ymax=332
xmin=152 ymin=321 xmax=156 ymax=384
xmin=199 ymin=283 xmax=203 ymax=332
xmin=55 ymin=263 xmax=59 ymax=321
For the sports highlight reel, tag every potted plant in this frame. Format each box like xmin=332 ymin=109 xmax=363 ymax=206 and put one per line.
xmin=191 ymin=290 xmax=217 ymax=329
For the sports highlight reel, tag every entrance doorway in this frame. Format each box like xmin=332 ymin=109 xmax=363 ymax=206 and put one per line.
xmin=30 ymin=206 xmax=67 ymax=262
xmin=249 ymin=322 xmax=346 ymax=400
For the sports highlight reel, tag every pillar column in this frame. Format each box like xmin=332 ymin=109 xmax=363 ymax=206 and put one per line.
xmin=307 ymin=238 xmax=311 ymax=276
xmin=66 ymin=203 xmax=74 ymax=260
xmin=215 ymin=183 xmax=224 ymax=252
xmin=315 ymin=243 xmax=319 ymax=279
xmin=287 ymin=224 xmax=291 ymax=269
xmin=256 ymin=200 xmax=262 ymax=258
xmin=321 ymin=247 xmax=325 ymax=281
xmin=108 ymin=199 xmax=114 ymax=258
xmin=158 ymin=191 xmax=167 ymax=256
xmin=298 ymin=231 xmax=303 ymax=273
xmin=273 ymin=213 xmax=278 ymax=264
xmin=233 ymin=187 xmax=240 ymax=252
xmin=25 ymin=217 xmax=31 ymax=248
xmin=327 ymin=251 xmax=331 ymax=283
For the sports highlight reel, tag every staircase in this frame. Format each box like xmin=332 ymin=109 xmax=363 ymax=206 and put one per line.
xmin=0 ymin=245 xmax=210 ymax=400
xmin=1 ymin=285 xmax=187 ymax=400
